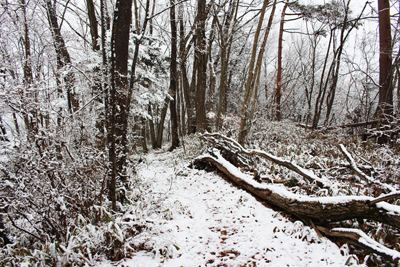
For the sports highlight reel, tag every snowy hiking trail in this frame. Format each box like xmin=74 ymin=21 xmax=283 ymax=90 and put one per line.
xmin=100 ymin=149 xmax=361 ymax=267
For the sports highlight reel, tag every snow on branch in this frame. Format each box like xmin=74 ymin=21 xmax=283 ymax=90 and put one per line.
xmin=339 ymin=144 xmax=396 ymax=193
xmin=194 ymin=133 xmax=400 ymax=262
xmin=193 ymin=148 xmax=400 ymax=228
xmin=317 ymin=227 xmax=400 ymax=261
xmin=201 ymin=132 xmax=327 ymax=187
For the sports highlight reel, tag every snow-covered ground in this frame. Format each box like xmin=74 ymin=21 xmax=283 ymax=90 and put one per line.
xmin=98 ymin=149 xmax=361 ymax=267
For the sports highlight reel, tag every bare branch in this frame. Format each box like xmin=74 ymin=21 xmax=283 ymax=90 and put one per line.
xmin=339 ymin=144 xmax=396 ymax=192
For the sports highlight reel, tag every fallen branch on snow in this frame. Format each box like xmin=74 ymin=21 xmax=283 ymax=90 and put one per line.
xmin=339 ymin=144 xmax=396 ymax=193
xmin=317 ymin=227 xmax=400 ymax=262
xmin=201 ymin=133 xmax=327 ymax=187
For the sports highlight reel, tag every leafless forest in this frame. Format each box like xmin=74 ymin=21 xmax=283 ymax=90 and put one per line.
xmin=1 ymin=0 xmax=400 ymax=265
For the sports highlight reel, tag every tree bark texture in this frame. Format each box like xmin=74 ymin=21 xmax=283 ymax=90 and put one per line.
xmin=195 ymin=0 xmax=208 ymax=132
xmin=215 ymin=0 xmax=237 ymax=131
xmin=169 ymin=0 xmax=180 ymax=150
xmin=377 ymin=0 xmax=393 ymax=120
xmin=108 ymin=0 xmax=133 ymax=210
xmin=86 ymin=0 xmax=100 ymax=51
xmin=21 ymin=0 xmax=38 ymax=141
xmin=178 ymin=4 xmax=193 ymax=135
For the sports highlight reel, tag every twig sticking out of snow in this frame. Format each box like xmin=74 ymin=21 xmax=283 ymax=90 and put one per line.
xmin=339 ymin=144 xmax=396 ymax=193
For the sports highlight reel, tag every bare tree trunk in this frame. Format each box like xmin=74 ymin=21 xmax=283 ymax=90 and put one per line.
xmin=178 ymin=78 xmax=185 ymax=136
xmin=45 ymin=0 xmax=79 ymax=113
xmin=178 ymin=4 xmax=193 ymax=135
xmin=86 ymin=0 xmax=100 ymax=51
xmin=249 ymin=0 xmax=276 ymax=124
xmin=206 ymin=16 xmax=217 ymax=117
xmin=324 ymin=1 xmax=367 ymax=126
xmin=216 ymin=0 xmax=237 ymax=131
xmin=148 ymin=105 xmax=157 ymax=148
xmin=377 ymin=0 xmax=393 ymax=139
xmin=169 ymin=0 xmax=180 ymax=151
xmin=21 ymin=0 xmax=38 ymax=141
xmin=156 ymin=99 xmax=169 ymax=148
xmin=94 ymin=0 xmax=109 ymax=149
xmin=189 ymin=41 xmax=198 ymax=134
xmin=312 ymin=31 xmax=334 ymax=129
xmin=133 ymin=0 xmax=140 ymax=33
xmin=141 ymin=118 xmax=148 ymax=153
xmin=0 ymin=116 xmax=8 ymax=142
xmin=108 ymin=0 xmax=133 ymax=210
xmin=195 ymin=0 xmax=208 ymax=133
xmin=238 ymin=0 xmax=276 ymax=145
xmin=275 ymin=1 xmax=288 ymax=121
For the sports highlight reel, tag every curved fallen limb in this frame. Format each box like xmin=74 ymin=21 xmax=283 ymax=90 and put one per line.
xmin=317 ymin=226 xmax=400 ymax=262
xmin=339 ymin=144 xmax=396 ymax=192
xmin=201 ymin=133 xmax=327 ymax=187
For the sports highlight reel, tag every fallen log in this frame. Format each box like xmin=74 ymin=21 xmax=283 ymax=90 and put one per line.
xmin=193 ymin=149 xmax=400 ymax=261
xmin=193 ymin=149 xmax=400 ymax=229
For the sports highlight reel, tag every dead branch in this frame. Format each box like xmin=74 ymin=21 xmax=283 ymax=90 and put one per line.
xmin=339 ymin=144 xmax=396 ymax=193
xmin=368 ymin=192 xmax=400 ymax=205
xmin=317 ymin=226 xmax=400 ymax=262
xmin=201 ymin=133 xmax=327 ymax=187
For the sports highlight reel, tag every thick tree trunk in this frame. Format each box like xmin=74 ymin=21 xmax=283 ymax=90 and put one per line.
xmin=377 ymin=0 xmax=393 ymax=118
xmin=195 ymin=0 xmax=208 ymax=133
xmin=108 ymin=0 xmax=133 ymax=210
xmin=178 ymin=5 xmax=192 ymax=135
xmin=377 ymin=0 xmax=393 ymax=144
xmin=169 ymin=0 xmax=180 ymax=151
